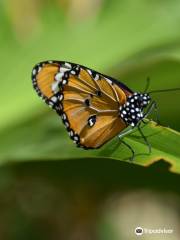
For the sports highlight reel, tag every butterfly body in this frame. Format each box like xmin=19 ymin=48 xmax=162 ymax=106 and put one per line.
xmin=32 ymin=61 xmax=151 ymax=149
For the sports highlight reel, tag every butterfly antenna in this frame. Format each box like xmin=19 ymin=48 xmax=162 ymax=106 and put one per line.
xmin=148 ymin=87 xmax=180 ymax=94
xmin=144 ymin=77 xmax=151 ymax=93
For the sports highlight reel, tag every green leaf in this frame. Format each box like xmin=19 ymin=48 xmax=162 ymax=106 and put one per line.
xmin=0 ymin=0 xmax=180 ymax=174
xmin=0 ymin=111 xmax=180 ymax=174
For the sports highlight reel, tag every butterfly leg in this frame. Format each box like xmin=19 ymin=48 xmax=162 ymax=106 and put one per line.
xmin=119 ymin=139 xmax=135 ymax=161
xmin=144 ymin=100 xmax=161 ymax=125
xmin=118 ymin=127 xmax=135 ymax=161
xmin=118 ymin=127 xmax=134 ymax=139
xmin=137 ymin=124 xmax=151 ymax=154
xmin=142 ymin=119 xmax=149 ymax=125
xmin=141 ymin=116 xmax=153 ymax=126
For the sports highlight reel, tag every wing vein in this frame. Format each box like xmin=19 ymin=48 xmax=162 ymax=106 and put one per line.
xmin=65 ymin=85 xmax=96 ymax=96
xmin=94 ymin=77 xmax=118 ymax=102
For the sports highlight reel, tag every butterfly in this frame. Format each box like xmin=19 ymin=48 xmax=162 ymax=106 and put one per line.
xmin=32 ymin=60 xmax=157 ymax=157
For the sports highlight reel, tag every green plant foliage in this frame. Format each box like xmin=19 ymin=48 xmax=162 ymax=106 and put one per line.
xmin=0 ymin=0 xmax=180 ymax=173
xmin=0 ymin=1 xmax=180 ymax=238
xmin=0 ymin=112 xmax=180 ymax=173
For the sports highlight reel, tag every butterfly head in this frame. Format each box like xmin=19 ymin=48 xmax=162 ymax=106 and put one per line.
xmin=119 ymin=92 xmax=151 ymax=127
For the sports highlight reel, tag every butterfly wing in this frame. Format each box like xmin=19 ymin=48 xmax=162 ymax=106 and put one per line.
xmin=32 ymin=61 xmax=133 ymax=149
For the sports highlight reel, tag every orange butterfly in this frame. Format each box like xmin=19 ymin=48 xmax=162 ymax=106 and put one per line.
xmin=32 ymin=61 xmax=156 ymax=157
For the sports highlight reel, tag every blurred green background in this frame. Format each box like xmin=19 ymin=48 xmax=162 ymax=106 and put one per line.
xmin=0 ymin=0 xmax=180 ymax=239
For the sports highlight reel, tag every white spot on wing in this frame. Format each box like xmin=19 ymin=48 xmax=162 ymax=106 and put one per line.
xmin=49 ymin=101 xmax=54 ymax=106
xmin=65 ymin=122 xmax=69 ymax=127
xmin=59 ymin=94 xmax=63 ymax=101
xmin=70 ymin=70 xmax=76 ymax=75
xmin=51 ymin=81 xmax=59 ymax=93
xmin=106 ymin=79 xmax=112 ymax=85
xmin=38 ymin=67 xmax=42 ymax=73
xmin=62 ymin=113 xmax=66 ymax=120
xmin=60 ymin=67 xmax=69 ymax=73
xmin=64 ymin=62 xmax=72 ymax=68
xmin=74 ymin=136 xmax=79 ymax=141
xmin=55 ymin=72 xmax=64 ymax=82
xmin=70 ymin=130 xmax=74 ymax=137
xmin=62 ymin=79 xmax=67 ymax=85
xmin=89 ymin=119 xmax=94 ymax=127
xmin=51 ymin=96 xmax=58 ymax=102
xmin=32 ymin=69 xmax=36 ymax=76
xmin=94 ymin=74 xmax=99 ymax=81
xmin=87 ymin=69 xmax=92 ymax=75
